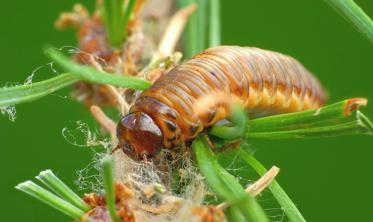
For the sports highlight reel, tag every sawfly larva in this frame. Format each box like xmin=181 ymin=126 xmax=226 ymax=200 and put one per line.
xmin=117 ymin=46 xmax=327 ymax=160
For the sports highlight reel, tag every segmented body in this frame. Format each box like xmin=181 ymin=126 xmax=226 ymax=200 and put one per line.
xmin=130 ymin=46 xmax=326 ymax=148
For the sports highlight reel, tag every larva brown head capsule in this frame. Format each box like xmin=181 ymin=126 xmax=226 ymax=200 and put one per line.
xmin=117 ymin=112 xmax=163 ymax=160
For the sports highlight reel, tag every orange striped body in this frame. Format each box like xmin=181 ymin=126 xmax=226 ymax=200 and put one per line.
xmin=127 ymin=46 xmax=326 ymax=150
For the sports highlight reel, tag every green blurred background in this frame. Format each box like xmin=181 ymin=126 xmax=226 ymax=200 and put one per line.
xmin=0 ymin=0 xmax=372 ymax=221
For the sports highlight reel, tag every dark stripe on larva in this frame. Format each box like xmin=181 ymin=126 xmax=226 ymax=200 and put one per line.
xmin=131 ymin=46 xmax=326 ymax=147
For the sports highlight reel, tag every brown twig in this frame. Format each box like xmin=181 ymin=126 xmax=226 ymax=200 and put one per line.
xmin=344 ymin=98 xmax=368 ymax=116
xmin=87 ymin=54 xmax=130 ymax=114
xmin=245 ymin=166 xmax=280 ymax=195
xmin=55 ymin=4 xmax=89 ymax=30
xmin=217 ymin=166 xmax=280 ymax=209
xmin=135 ymin=3 xmax=196 ymax=82
xmin=155 ymin=3 xmax=197 ymax=59
xmin=89 ymin=105 xmax=117 ymax=140
xmin=104 ymin=85 xmax=130 ymax=115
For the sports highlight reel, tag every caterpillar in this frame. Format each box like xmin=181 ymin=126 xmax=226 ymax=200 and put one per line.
xmin=117 ymin=46 xmax=327 ymax=160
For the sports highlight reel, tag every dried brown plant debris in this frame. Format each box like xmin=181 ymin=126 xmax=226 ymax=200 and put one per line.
xmin=82 ymin=183 xmax=135 ymax=222
xmin=192 ymin=206 xmax=226 ymax=222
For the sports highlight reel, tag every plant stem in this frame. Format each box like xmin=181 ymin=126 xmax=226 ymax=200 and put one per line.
xmin=193 ymin=136 xmax=270 ymax=222
xmin=36 ymin=169 xmax=91 ymax=212
xmin=209 ymin=0 xmax=221 ymax=47
xmin=102 ymin=156 xmax=119 ymax=222
xmin=238 ymin=148 xmax=306 ymax=222
xmin=324 ymin=0 xmax=373 ymax=44
xmin=16 ymin=181 xmax=85 ymax=219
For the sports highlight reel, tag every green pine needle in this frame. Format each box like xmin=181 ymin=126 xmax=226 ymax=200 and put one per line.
xmin=208 ymin=98 xmax=372 ymax=221
xmin=121 ymin=0 xmax=136 ymax=42
xmin=247 ymin=99 xmax=373 ymax=139
xmin=102 ymin=155 xmax=119 ymax=222
xmin=0 ymin=72 xmax=78 ymax=107
xmin=16 ymin=181 xmax=85 ymax=219
xmin=238 ymin=147 xmax=306 ymax=222
xmin=192 ymin=136 xmax=270 ymax=222
xmin=179 ymin=0 xmax=221 ymax=57
xmin=36 ymin=169 xmax=91 ymax=212
xmin=179 ymin=0 xmax=200 ymax=58
xmin=196 ymin=0 xmax=208 ymax=51
xmin=324 ymin=0 xmax=373 ymax=44
xmin=0 ymin=48 xmax=151 ymax=108
xmin=102 ymin=0 xmax=137 ymax=47
xmin=209 ymin=98 xmax=373 ymax=140
xmin=209 ymin=0 xmax=221 ymax=47
xmin=46 ymin=48 xmax=151 ymax=90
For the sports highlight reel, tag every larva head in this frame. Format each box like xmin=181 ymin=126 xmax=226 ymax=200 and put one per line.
xmin=117 ymin=112 xmax=163 ymax=160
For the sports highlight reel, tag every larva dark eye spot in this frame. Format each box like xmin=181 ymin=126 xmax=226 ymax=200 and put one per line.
xmin=189 ymin=125 xmax=199 ymax=136
xmin=166 ymin=120 xmax=177 ymax=132
xmin=124 ymin=143 xmax=134 ymax=153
